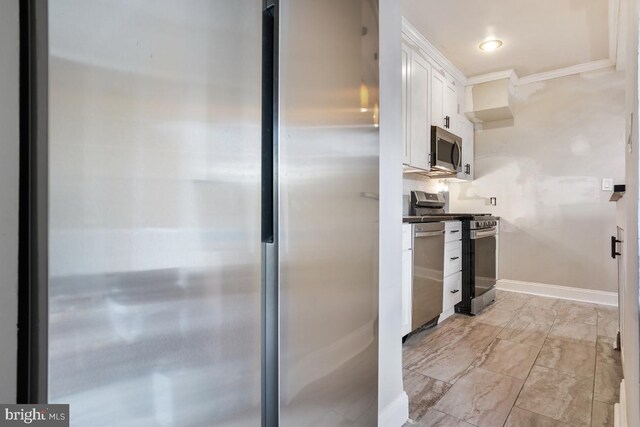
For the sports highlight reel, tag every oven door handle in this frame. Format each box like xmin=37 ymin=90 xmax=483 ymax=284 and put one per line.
xmin=471 ymin=227 xmax=497 ymax=239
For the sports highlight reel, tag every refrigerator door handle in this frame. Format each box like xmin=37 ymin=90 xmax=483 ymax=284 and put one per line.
xmin=262 ymin=2 xmax=279 ymax=426
xmin=262 ymin=0 xmax=277 ymax=244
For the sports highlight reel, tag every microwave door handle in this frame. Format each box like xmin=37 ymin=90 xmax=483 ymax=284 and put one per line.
xmin=451 ymin=141 xmax=461 ymax=169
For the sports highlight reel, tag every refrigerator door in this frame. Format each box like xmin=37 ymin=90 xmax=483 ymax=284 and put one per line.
xmin=48 ymin=1 xmax=262 ymax=425
xmin=278 ymin=0 xmax=379 ymax=425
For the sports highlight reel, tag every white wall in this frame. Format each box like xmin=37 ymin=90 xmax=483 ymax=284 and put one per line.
xmin=450 ymin=71 xmax=626 ymax=293
xmin=0 ymin=0 xmax=20 ymax=404
xmin=378 ymin=0 xmax=409 ymax=425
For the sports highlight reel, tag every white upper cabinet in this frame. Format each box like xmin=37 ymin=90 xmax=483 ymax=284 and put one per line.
xmin=432 ymin=68 xmax=458 ymax=134
xmin=402 ymin=28 xmax=474 ymax=181
xmin=402 ymin=42 xmax=431 ymax=171
xmin=401 ymin=44 xmax=411 ymax=165
xmin=431 ymin=70 xmax=445 ymax=130
xmin=444 ymin=78 xmax=458 ymax=134
xmin=409 ymin=52 xmax=431 ymax=170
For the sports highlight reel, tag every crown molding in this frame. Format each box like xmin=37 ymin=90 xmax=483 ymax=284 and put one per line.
xmin=466 ymin=59 xmax=615 ymax=87
xmin=466 ymin=69 xmax=517 ymax=86
xmin=516 ymin=59 xmax=615 ymax=85
xmin=401 ymin=17 xmax=468 ymax=85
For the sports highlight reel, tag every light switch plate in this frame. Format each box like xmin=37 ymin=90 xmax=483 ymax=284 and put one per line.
xmin=602 ymin=178 xmax=613 ymax=191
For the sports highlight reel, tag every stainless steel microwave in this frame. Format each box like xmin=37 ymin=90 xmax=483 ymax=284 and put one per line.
xmin=431 ymin=126 xmax=462 ymax=173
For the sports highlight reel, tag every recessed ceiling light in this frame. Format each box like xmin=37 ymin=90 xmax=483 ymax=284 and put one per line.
xmin=479 ymin=39 xmax=503 ymax=52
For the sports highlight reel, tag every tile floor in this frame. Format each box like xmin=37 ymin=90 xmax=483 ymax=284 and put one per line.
xmin=402 ymin=290 xmax=622 ymax=427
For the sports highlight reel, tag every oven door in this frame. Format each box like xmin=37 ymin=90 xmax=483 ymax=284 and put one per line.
xmin=472 ymin=227 xmax=497 ymax=297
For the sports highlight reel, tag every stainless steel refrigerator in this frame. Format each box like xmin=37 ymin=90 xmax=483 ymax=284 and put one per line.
xmin=23 ymin=0 xmax=379 ymax=425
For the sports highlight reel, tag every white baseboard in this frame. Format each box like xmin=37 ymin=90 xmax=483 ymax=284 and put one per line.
xmin=496 ymin=279 xmax=618 ymax=306
xmin=615 ymin=379 xmax=626 ymax=427
xmin=378 ymin=391 xmax=409 ymax=427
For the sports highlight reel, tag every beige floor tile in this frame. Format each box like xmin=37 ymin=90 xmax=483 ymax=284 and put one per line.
xmin=535 ymin=337 xmax=596 ymax=377
xmin=504 ymin=407 xmax=572 ymax=426
xmin=498 ymin=317 xmax=551 ymax=348
xmin=527 ymin=295 xmax=562 ymax=308
xmin=441 ymin=314 xmax=476 ymax=329
xmin=406 ymin=342 xmax=481 ymax=384
xmin=473 ymin=305 xmax=517 ymax=327
xmin=403 ymin=325 xmax=465 ymax=367
xmin=548 ymin=321 xmax=597 ymax=344
xmin=591 ymin=401 xmax=614 ymax=427
xmin=434 ymin=367 xmax=524 ymax=427
xmin=403 ymin=319 xmax=460 ymax=350
xmin=403 ymin=370 xmax=452 ymax=421
xmin=416 ymin=409 xmax=475 ymax=427
xmin=492 ymin=293 xmax=529 ymax=311
xmin=554 ymin=301 xmax=598 ymax=325
xmin=596 ymin=336 xmax=621 ymax=366
xmin=403 ymin=296 xmax=623 ymax=427
xmin=404 ymin=317 xmax=480 ymax=355
xmin=597 ymin=306 xmax=619 ymax=322
xmin=594 ymin=362 xmax=623 ymax=404
xmin=463 ymin=323 xmax=505 ymax=351
xmin=471 ymin=338 xmax=539 ymax=379
xmin=516 ymin=305 xmax=558 ymax=327
xmin=596 ymin=313 xmax=618 ymax=339
xmin=404 ymin=323 xmax=502 ymax=379
xmin=523 ymin=294 xmax=559 ymax=308
xmin=515 ymin=365 xmax=593 ymax=426
xmin=496 ymin=289 xmax=510 ymax=299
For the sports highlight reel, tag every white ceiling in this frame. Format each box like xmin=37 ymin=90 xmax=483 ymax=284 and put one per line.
xmin=401 ymin=0 xmax=611 ymax=78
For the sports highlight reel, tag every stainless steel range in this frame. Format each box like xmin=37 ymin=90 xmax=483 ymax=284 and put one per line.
xmin=460 ymin=216 xmax=500 ymax=315
xmin=408 ymin=191 xmax=499 ymax=316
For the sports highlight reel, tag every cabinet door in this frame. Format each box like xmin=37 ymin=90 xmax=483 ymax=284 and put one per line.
xmin=443 ymin=271 xmax=463 ymax=310
xmin=409 ymin=52 xmax=431 ymax=170
xmin=431 ymin=70 xmax=445 ymax=129
xmin=444 ymin=240 xmax=462 ymax=277
xmin=401 ymin=43 xmax=411 ymax=165
xmin=445 ymin=221 xmax=462 ymax=243
xmin=444 ymin=81 xmax=457 ymax=133
xmin=456 ymin=118 xmax=474 ymax=181
xmin=402 ymin=249 xmax=413 ymax=336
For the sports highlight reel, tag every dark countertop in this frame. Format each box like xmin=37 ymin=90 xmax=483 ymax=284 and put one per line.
xmin=403 ymin=214 xmax=476 ymax=223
